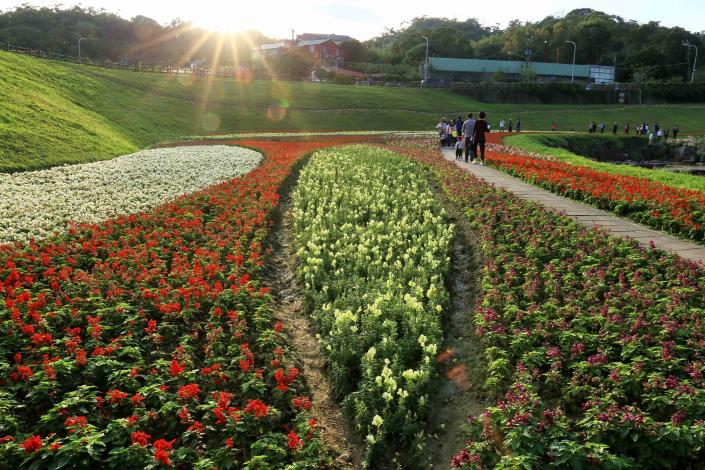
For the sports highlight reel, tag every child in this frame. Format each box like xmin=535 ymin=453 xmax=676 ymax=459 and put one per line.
xmin=455 ymin=136 xmax=464 ymax=160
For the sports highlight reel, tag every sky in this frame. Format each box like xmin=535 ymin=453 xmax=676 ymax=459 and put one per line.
xmin=0 ymin=0 xmax=703 ymax=40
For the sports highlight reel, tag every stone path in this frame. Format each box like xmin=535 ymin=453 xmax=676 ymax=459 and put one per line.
xmin=441 ymin=148 xmax=705 ymax=263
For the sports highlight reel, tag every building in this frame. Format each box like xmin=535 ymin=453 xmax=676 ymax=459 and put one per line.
xmin=252 ymin=38 xmax=345 ymax=67
xmin=297 ymin=39 xmax=345 ymax=66
xmin=297 ymin=33 xmax=353 ymax=43
xmin=429 ymin=57 xmax=615 ymax=84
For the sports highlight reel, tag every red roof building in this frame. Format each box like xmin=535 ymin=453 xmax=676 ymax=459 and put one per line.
xmin=253 ymin=38 xmax=345 ymax=67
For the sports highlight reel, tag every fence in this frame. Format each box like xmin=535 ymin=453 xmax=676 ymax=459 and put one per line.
xmin=0 ymin=41 xmax=256 ymax=78
xmin=0 ymin=41 xmax=458 ymax=88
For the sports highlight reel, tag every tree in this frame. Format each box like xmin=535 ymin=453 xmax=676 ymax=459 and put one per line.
xmin=275 ymin=49 xmax=314 ymax=78
xmin=340 ymin=39 xmax=369 ymax=63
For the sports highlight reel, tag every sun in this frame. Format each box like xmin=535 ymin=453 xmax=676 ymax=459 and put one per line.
xmin=192 ymin=7 xmax=295 ymax=37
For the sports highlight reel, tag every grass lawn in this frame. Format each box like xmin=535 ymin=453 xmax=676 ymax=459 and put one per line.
xmin=3 ymin=49 xmax=705 ymax=172
xmin=503 ymin=133 xmax=705 ymax=192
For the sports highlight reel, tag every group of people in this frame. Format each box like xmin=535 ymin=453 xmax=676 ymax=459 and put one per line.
xmin=588 ymin=121 xmax=680 ymax=141
xmin=498 ymin=118 xmax=521 ymax=133
xmin=436 ymin=113 xmax=491 ymax=165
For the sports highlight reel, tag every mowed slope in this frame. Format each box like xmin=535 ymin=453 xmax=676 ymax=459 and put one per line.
xmin=3 ymin=49 xmax=705 ymax=172
xmin=0 ymin=51 xmax=479 ymax=172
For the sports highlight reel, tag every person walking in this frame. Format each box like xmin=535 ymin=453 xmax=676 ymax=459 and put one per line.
xmin=612 ymin=122 xmax=618 ymax=135
xmin=455 ymin=135 xmax=464 ymax=160
xmin=624 ymin=123 xmax=630 ymax=134
xmin=599 ymin=122 xmax=605 ymax=134
xmin=462 ymin=113 xmax=476 ymax=163
xmin=508 ymin=119 xmax=513 ymax=133
xmin=455 ymin=116 xmax=463 ymax=145
xmin=672 ymin=125 xmax=679 ymax=140
xmin=471 ymin=111 xmax=489 ymax=165
xmin=499 ymin=119 xmax=506 ymax=132
xmin=665 ymin=128 xmax=670 ymax=139
xmin=516 ymin=119 xmax=521 ymax=132
xmin=436 ymin=118 xmax=445 ymax=148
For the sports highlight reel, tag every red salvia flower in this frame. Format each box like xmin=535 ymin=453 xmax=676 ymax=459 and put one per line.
xmin=131 ymin=430 xmax=151 ymax=447
xmin=178 ymin=383 xmax=200 ymax=400
xmin=244 ymin=399 xmax=268 ymax=418
xmin=287 ymin=431 xmax=302 ymax=450
xmin=20 ymin=435 xmax=42 ymax=454
xmin=107 ymin=389 xmax=127 ymax=404
xmin=65 ymin=415 xmax=88 ymax=433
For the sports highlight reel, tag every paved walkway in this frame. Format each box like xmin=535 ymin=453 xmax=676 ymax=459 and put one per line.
xmin=441 ymin=148 xmax=705 ymax=263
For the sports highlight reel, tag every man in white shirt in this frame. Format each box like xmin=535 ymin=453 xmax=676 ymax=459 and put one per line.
xmin=462 ymin=113 xmax=476 ymax=163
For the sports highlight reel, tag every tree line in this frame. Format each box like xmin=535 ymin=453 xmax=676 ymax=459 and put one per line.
xmin=0 ymin=5 xmax=268 ymax=68
xmin=1 ymin=6 xmax=703 ymax=83
xmin=347 ymin=9 xmax=705 ymax=83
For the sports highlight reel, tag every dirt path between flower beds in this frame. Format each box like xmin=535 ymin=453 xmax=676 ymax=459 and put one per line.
xmin=441 ymin=148 xmax=705 ymax=264
xmin=264 ymin=156 xmax=365 ymax=470
xmin=423 ymin=172 xmax=489 ymax=469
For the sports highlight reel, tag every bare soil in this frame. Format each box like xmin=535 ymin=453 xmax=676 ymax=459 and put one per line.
xmin=422 ymin=172 xmax=489 ymax=470
xmin=263 ymin=156 xmax=366 ymax=470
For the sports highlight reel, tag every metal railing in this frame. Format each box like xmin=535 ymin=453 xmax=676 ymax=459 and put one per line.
xmin=0 ymin=41 xmax=452 ymax=87
xmin=0 ymin=41 xmax=254 ymax=78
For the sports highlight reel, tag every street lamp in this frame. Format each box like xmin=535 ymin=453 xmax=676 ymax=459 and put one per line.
xmin=683 ymin=42 xmax=699 ymax=84
xmin=78 ymin=37 xmax=86 ymax=63
xmin=566 ymin=40 xmax=577 ymax=82
xmin=422 ymin=36 xmax=429 ymax=85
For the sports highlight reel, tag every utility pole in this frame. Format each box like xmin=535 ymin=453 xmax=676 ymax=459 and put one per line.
xmin=543 ymin=40 xmax=548 ymax=62
xmin=683 ymin=42 xmax=699 ymax=84
xmin=78 ymin=37 xmax=86 ymax=63
xmin=566 ymin=40 xmax=577 ymax=82
xmin=422 ymin=36 xmax=429 ymax=85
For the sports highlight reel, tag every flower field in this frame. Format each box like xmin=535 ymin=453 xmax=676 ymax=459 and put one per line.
xmin=0 ymin=141 xmax=339 ymax=469
xmin=484 ymin=148 xmax=705 ymax=243
xmin=4 ymin=131 xmax=705 ymax=470
xmin=0 ymin=145 xmax=262 ymax=245
xmin=292 ymin=145 xmax=454 ymax=466
xmin=390 ymin=142 xmax=705 ymax=469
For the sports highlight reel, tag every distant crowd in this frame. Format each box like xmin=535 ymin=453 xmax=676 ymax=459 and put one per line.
xmin=587 ymin=121 xmax=680 ymax=143
xmin=436 ymin=116 xmax=684 ymax=162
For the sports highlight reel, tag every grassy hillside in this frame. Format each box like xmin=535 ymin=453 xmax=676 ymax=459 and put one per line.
xmin=503 ymin=133 xmax=705 ymax=191
xmin=3 ymin=49 xmax=705 ymax=172
xmin=0 ymin=51 xmax=481 ymax=172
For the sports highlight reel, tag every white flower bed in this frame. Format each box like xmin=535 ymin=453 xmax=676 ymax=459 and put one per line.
xmin=0 ymin=145 xmax=262 ymax=244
